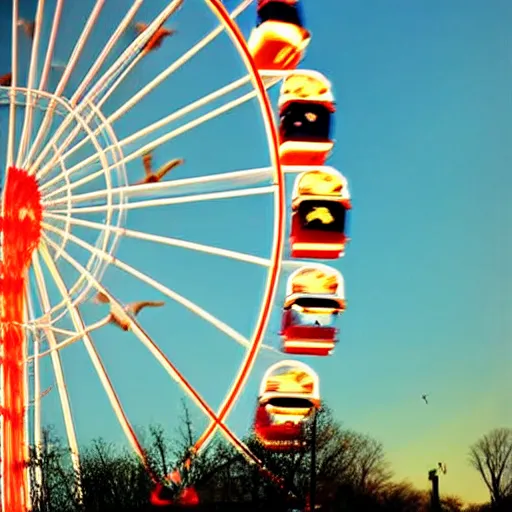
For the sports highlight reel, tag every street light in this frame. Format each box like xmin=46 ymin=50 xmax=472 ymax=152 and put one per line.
xmin=428 ymin=469 xmax=440 ymax=511
xmin=428 ymin=462 xmax=446 ymax=511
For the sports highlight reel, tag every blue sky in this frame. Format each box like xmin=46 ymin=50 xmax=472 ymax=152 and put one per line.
xmin=0 ymin=0 xmax=510 ymax=505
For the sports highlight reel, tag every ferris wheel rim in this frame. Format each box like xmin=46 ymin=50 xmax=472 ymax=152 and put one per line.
xmin=186 ymin=0 xmax=286 ymax=456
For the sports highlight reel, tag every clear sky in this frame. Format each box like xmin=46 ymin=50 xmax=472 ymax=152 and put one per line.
xmin=0 ymin=0 xmax=511 ymax=506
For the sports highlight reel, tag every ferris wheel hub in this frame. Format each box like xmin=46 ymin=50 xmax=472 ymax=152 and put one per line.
xmin=0 ymin=88 xmax=129 ymax=327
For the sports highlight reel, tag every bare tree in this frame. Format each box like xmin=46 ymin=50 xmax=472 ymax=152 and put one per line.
xmin=463 ymin=505 xmax=487 ymax=512
xmin=440 ymin=494 xmax=465 ymax=511
xmin=27 ymin=402 xmax=472 ymax=511
xmin=78 ymin=438 xmax=151 ymax=511
xmin=350 ymin=433 xmax=392 ymax=494
xmin=28 ymin=427 xmax=81 ymax=512
xmin=378 ymin=481 xmax=427 ymax=511
xmin=469 ymin=428 xmax=512 ymax=505
xmin=145 ymin=424 xmax=172 ymax=479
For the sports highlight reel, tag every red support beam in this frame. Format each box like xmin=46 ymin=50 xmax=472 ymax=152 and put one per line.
xmin=1 ymin=167 xmax=42 ymax=512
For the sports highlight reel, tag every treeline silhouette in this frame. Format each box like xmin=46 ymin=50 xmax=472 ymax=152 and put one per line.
xmin=26 ymin=404 xmax=512 ymax=512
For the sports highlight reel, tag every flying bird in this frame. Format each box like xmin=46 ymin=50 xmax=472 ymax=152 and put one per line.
xmin=421 ymin=394 xmax=429 ymax=405
xmin=438 ymin=462 xmax=447 ymax=474
xmin=126 ymin=301 xmax=165 ymax=316
xmin=93 ymin=292 xmax=165 ymax=331
xmin=27 ymin=386 xmax=54 ymax=408
xmin=40 ymin=385 xmax=53 ymax=399
xmin=134 ymin=22 xmax=176 ymax=54
xmin=137 ymin=151 xmax=184 ymax=185
xmin=50 ymin=61 xmax=67 ymax=71
xmin=17 ymin=19 xmax=35 ymax=40
xmin=0 ymin=73 xmax=12 ymax=86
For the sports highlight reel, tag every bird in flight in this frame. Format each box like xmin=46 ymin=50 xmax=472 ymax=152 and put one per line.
xmin=50 ymin=61 xmax=67 ymax=71
xmin=135 ymin=22 xmax=176 ymax=55
xmin=0 ymin=73 xmax=12 ymax=86
xmin=17 ymin=19 xmax=35 ymax=40
xmin=438 ymin=462 xmax=447 ymax=474
xmin=26 ymin=386 xmax=53 ymax=408
xmin=421 ymin=394 xmax=429 ymax=405
xmin=137 ymin=151 xmax=184 ymax=185
xmin=94 ymin=291 xmax=165 ymax=331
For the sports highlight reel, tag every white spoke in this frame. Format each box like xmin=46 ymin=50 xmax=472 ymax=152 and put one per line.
xmin=31 ymin=252 xmax=83 ymax=501
xmin=46 ymin=141 xmax=74 ymax=262
xmin=23 ymin=323 xmax=79 ymax=338
xmin=25 ymin=0 xmax=106 ymax=170
xmin=16 ymin=0 xmax=46 ymax=167
xmin=103 ymin=0 xmax=253 ymax=125
xmin=38 ymin=0 xmax=253 ymax=177
xmin=25 ymin=290 xmax=42 ymax=500
xmin=42 ymin=224 xmax=280 ymax=355
xmin=35 ymin=51 xmax=145 ymax=179
xmin=38 ymin=74 xmax=252 ymax=182
xmin=12 ymin=86 xmax=115 ymax=206
xmin=37 ymin=0 xmax=64 ymax=93
xmin=43 ymin=212 xmax=273 ymax=267
xmin=28 ymin=0 xmax=184 ymax=173
xmin=281 ymin=164 xmax=335 ymax=174
xmin=41 ymin=234 xmax=267 ymax=469
xmin=38 ymin=80 xmax=278 ymax=192
xmin=69 ymin=0 xmax=145 ymax=106
xmin=6 ymin=0 xmax=19 ymax=169
xmin=46 ymin=185 xmax=275 ymax=215
xmin=258 ymin=69 xmax=296 ymax=79
xmin=26 ymin=317 xmax=110 ymax=363
xmin=42 ymin=163 xmax=272 ymax=203
xmin=37 ymin=242 xmax=150 ymax=468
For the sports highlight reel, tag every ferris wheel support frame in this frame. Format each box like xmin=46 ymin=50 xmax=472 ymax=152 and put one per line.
xmin=1 ymin=167 xmax=42 ymax=512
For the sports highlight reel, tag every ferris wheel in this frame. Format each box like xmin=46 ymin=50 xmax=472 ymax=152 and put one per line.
xmin=0 ymin=0 xmax=351 ymax=511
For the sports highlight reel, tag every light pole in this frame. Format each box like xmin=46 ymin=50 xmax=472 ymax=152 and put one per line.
xmin=428 ymin=462 xmax=447 ymax=511
xmin=428 ymin=469 xmax=440 ymax=511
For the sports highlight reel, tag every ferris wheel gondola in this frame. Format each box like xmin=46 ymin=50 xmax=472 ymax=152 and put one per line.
xmin=248 ymin=0 xmax=310 ymax=71
xmin=278 ymin=70 xmax=336 ymax=166
xmin=253 ymin=360 xmax=320 ymax=451
xmin=280 ymin=264 xmax=345 ymax=356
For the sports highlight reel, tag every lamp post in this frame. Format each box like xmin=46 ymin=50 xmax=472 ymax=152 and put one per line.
xmin=428 ymin=462 xmax=446 ymax=511
xmin=428 ymin=469 xmax=440 ymax=511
